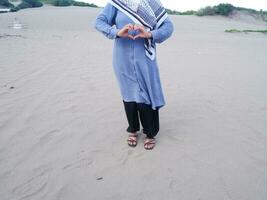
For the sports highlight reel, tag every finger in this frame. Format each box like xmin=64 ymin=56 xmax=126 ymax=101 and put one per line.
xmin=123 ymin=25 xmax=131 ymax=31
xmin=126 ymin=24 xmax=134 ymax=29
xmin=123 ymin=27 xmax=132 ymax=33
xmin=127 ymin=34 xmax=135 ymax=40
xmin=128 ymin=24 xmax=134 ymax=29
xmin=134 ymin=24 xmax=144 ymax=31
xmin=134 ymin=24 xmax=141 ymax=28
xmin=134 ymin=26 xmax=145 ymax=32
xmin=125 ymin=27 xmax=133 ymax=32
xmin=125 ymin=25 xmax=132 ymax=29
xmin=133 ymin=34 xmax=142 ymax=40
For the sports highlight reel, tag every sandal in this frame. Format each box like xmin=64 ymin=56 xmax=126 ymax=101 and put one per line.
xmin=127 ymin=133 xmax=138 ymax=147
xmin=144 ymin=137 xmax=156 ymax=150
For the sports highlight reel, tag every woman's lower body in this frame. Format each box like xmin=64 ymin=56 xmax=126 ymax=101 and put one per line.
xmin=122 ymin=100 xmax=159 ymax=139
xmin=112 ymin=40 xmax=164 ymax=149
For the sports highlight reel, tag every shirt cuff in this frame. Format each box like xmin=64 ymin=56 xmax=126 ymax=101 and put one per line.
xmin=150 ymin=30 xmax=159 ymax=41
xmin=110 ymin=27 xmax=120 ymax=39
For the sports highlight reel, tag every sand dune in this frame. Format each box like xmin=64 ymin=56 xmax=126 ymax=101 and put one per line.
xmin=0 ymin=5 xmax=267 ymax=200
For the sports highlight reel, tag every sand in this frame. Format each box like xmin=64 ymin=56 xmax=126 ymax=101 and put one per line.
xmin=0 ymin=5 xmax=267 ymax=200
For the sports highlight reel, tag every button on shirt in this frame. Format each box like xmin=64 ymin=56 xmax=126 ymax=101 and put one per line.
xmin=94 ymin=3 xmax=174 ymax=110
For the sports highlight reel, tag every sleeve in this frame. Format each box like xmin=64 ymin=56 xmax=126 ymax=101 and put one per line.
xmin=94 ymin=3 xmax=120 ymax=39
xmin=150 ymin=17 xmax=174 ymax=44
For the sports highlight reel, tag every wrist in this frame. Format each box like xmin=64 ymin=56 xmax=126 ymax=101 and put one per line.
xmin=116 ymin=30 xmax=121 ymax=37
xmin=147 ymin=31 xmax=152 ymax=38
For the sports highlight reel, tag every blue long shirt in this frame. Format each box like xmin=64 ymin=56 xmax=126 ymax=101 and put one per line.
xmin=94 ymin=3 xmax=174 ymax=110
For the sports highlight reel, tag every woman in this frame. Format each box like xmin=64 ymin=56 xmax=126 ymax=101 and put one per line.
xmin=94 ymin=0 xmax=174 ymax=150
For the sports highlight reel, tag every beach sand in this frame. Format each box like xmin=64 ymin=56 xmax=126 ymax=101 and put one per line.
xmin=0 ymin=5 xmax=267 ymax=200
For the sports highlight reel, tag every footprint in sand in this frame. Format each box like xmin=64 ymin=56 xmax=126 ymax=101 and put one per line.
xmin=12 ymin=168 xmax=50 ymax=199
xmin=118 ymin=149 xmax=145 ymax=165
xmin=165 ymin=134 xmax=183 ymax=142
xmin=39 ymin=129 xmax=61 ymax=144
xmin=62 ymin=158 xmax=93 ymax=171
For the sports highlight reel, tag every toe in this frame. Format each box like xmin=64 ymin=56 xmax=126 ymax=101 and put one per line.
xmin=144 ymin=138 xmax=155 ymax=149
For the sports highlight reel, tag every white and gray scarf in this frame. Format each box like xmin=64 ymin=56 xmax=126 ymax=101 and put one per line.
xmin=109 ymin=0 xmax=168 ymax=60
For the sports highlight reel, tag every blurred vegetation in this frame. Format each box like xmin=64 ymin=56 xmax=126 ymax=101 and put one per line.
xmin=0 ymin=0 xmax=14 ymax=8
xmin=166 ymin=8 xmax=197 ymax=15
xmin=16 ymin=1 xmax=32 ymax=9
xmin=166 ymin=3 xmax=235 ymax=16
xmin=14 ymin=0 xmax=42 ymax=10
xmin=196 ymin=6 xmax=215 ymax=16
xmin=51 ymin=0 xmax=72 ymax=6
xmin=166 ymin=3 xmax=266 ymax=22
xmin=225 ymin=29 xmax=267 ymax=34
xmin=72 ymin=1 xmax=97 ymax=7
xmin=166 ymin=3 xmax=267 ymax=23
xmin=24 ymin=0 xmax=42 ymax=7
xmin=165 ymin=8 xmax=180 ymax=15
xmin=214 ymin=3 xmax=235 ymax=15
xmin=40 ymin=0 xmax=97 ymax=7
xmin=0 ymin=0 xmax=97 ymax=12
xmin=179 ymin=10 xmax=197 ymax=15
xmin=196 ymin=3 xmax=235 ymax=16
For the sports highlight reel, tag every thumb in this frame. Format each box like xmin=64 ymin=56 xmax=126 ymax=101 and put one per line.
xmin=133 ymin=34 xmax=142 ymax=40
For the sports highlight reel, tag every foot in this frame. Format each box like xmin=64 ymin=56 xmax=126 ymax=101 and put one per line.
xmin=144 ymin=137 xmax=156 ymax=150
xmin=127 ymin=132 xmax=138 ymax=147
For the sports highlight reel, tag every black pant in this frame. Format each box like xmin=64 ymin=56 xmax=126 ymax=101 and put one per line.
xmin=123 ymin=100 xmax=159 ymax=139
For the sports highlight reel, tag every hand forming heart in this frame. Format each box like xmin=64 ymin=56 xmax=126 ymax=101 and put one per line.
xmin=117 ymin=23 xmax=152 ymax=40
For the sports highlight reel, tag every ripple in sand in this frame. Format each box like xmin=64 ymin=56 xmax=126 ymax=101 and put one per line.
xmin=12 ymin=168 xmax=50 ymax=199
xmin=12 ymin=18 xmax=26 ymax=29
xmin=62 ymin=158 xmax=93 ymax=171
